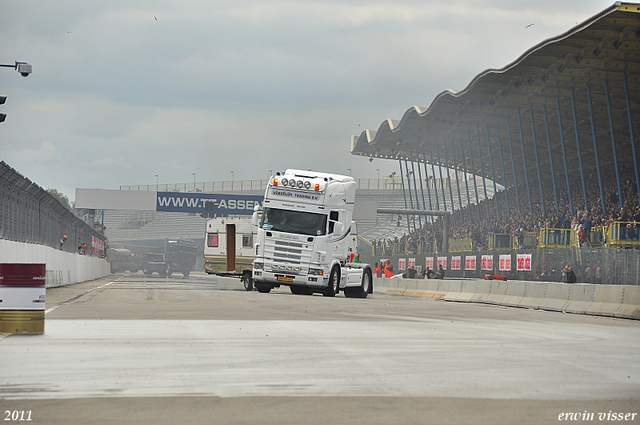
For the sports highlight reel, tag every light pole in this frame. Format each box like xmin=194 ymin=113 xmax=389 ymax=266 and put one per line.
xmin=155 ymin=174 xmax=159 ymax=190
xmin=192 ymin=172 xmax=196 ymax=192
xmin=348 ymin=168 xmax=351 ymax=176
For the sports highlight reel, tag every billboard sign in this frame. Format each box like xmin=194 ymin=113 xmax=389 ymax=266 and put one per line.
xmin=156 ymin=192 xmax=263 ymax=215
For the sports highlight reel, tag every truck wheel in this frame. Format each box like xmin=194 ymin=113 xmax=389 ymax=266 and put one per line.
xmin=242 ymin=272 xmax=254 ymax=291
xmin=183 ymin=270 xmax=190 ymax=278
xmin=290 ymin=285 xmax=304 ymax=295
xmin=355 ymin=269 xmax=372 ymax=298
xmin=256 ymin=282 xmax=272 ymax=293
xmin=323 ymin=267 xmax=339 ymax=297
xmin=142 ymin=263 xmax=153 ymax=275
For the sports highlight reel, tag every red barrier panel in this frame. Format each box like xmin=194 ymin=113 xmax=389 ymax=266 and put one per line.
xmin=0 ymin=263 xmax=46 ymax=287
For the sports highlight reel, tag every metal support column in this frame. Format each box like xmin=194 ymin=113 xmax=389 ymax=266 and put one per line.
xmin=529 ymin=106 xmax=546 ymax=218
xmin=459 ymin=139 xmax=473 ymax=223
xmin=556 ymin=96 xmax=573 ymax=215
xmin=543 ymin=105 xmax=559 ymax=215
xmin=450 ymin=140 xmax=465 ymax=225
xmin=410 ymin=156 xmax=422 ymax=228
xmin=604 ymin=80 xmax=623 ymax=209
xmin=399 ymin=159 xmax=411 ymax=231
xmin=517 ymin=106 xmax=533 ymax=216
xmin=586 ymin=84 xmax=607 ymax=217
xmin=443 ymin=138 xmax=457 ymax=226
xmin=467 ymin=130 xmax=481 ymax=220
xmin=506 ymin=117 xmax=522 ymax=217
xmin=496 ymin=123 xmax=510 ymax=221
xmin=422 ymin=151 xmax=435 ymax=225
xmin=476 ymin=123 xmax=490 ymax=218
xmin=437 ymin=145 xmax=449 ymax=215
xmin=416 ymin=152 xmax=427 ymax=222
xmin=570 ymin=87 xmax=589 ymax=213
xmin=430 ymin=150 xmax=441 ymax=212
xmin=485 ymin=124 xmax=499 ymax=218
xmin=623 ymin=70 xmax=640 ymax=208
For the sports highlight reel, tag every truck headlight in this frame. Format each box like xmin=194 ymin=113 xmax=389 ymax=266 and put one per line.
xmin=253 ymin=262 xmax=263 ymax=270
xmin=309 ymin=268 xmax=324 ymax=276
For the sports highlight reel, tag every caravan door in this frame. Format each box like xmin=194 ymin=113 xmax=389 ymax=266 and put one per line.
xmin=226 ymin=224 xmax=236 ymax=272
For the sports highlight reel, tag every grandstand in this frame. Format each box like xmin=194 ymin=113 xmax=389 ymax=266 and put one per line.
xmin=351 ymin=2 xmax=640 ymax=247
xmin=349 ymin=3 xmax=640 ymax=284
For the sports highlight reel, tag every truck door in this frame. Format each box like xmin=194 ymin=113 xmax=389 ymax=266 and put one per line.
xmin=226 ymin=224 xmax=236 ymax=272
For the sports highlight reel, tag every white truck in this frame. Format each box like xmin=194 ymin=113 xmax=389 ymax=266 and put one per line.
xmin=251 ymin=169 xmax=372 ymax=298
xmin=204 ymin=216 xmax=257 ymax=291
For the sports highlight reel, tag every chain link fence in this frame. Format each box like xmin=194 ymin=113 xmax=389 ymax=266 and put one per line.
xmin=0 ymin=161 xmax=106 ymax=253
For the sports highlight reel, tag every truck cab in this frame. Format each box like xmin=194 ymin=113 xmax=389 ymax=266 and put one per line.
xmin=252 ymin=169 xmax=372 ymax=298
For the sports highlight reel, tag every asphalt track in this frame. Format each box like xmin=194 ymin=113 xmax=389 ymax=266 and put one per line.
xmin=1 ymin=272 xmax=639 ymax=424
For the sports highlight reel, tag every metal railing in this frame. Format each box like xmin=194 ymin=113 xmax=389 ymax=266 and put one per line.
xmin=0 ymin=161 xmax=106 ymax=253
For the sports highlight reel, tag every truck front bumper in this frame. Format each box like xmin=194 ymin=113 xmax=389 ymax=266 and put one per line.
xmin=252 ymin=269 xmax=329 ymax=287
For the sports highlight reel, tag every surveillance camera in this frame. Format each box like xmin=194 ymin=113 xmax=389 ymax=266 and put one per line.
xmin=17 ymin=63 xmax=32 ymax=77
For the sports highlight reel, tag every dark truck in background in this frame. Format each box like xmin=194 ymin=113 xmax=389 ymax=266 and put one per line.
xmin=141 ymin=239 xmax=198 ymax=277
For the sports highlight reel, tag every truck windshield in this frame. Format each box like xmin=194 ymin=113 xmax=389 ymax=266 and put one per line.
xmin=260 ymin=207 xmax=327 ymax=236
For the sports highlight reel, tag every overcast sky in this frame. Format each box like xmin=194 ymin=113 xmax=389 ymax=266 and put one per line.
xmin=0 ymin=0 xmax=616 ymax=201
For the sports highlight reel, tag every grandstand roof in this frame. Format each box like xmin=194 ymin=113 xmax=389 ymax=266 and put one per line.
xmin=350 ymin=2 xmax=640 ymax=193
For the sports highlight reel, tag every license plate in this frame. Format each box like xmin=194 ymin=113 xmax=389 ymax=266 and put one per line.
xmin=277 ymin=276 xmax=294 ymax=282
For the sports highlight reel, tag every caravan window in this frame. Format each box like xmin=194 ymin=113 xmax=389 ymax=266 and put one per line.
xmin=207 ymin=233 xmax=219 ymax=248
xmin=242 ymin=234 xmax=253 ymax=248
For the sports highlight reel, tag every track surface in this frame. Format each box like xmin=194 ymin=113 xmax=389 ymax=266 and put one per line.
xmin=1 ymin=272 xmax=638 ymax=424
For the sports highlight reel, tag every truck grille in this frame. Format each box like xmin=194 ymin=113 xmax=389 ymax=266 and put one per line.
xmin=264 ymin=239 xmax=312 ymax=265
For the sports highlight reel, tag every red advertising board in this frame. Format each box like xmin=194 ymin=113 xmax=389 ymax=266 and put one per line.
xmin=437 ymin=257 xmax=447 ymax=270
xmin=481 ymin=255 xmax=494 ymax=271
xmin=465 ymin=256 xmax=476 ymax=271
xmin=517 ymin=254 xmax=532 ymax=271
xmin=499 ymin=255 xmax=512 ymax=272
xmin=450 ymin=256 xmax=461 ymax=271
xmin=0 ymin=264 xmax=46 ymax=287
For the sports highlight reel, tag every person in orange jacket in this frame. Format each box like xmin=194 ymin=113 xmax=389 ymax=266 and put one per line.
xmin=384 ymin=261 xmax=394 ymax=278
xmin=373 ymin=262 xmax=382 ymax=278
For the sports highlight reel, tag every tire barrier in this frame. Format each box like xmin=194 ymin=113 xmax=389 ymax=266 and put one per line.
xmin=374 ymin=277 xmax=640 ymax=320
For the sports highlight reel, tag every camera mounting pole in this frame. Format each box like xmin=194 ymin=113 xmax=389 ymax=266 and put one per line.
xmin=0 ymin=61 xmax=32 ymax=77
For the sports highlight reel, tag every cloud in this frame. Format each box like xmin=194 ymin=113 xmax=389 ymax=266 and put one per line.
xmin=0 ymin=0 xmax=615 ymax=202
xmin=13 ymin=140 xmax=59 ymax=163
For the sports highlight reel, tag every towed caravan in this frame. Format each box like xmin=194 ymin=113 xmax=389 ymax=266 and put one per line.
xmin=204 ymin=216 xmax=258 ymax=290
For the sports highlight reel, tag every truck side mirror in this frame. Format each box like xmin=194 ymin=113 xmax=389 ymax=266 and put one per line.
xmin=251 ymin=204 xmax=261 ymax=227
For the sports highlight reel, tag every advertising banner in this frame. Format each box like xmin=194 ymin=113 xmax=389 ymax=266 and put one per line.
xmin=517 ymin=253 xmax=532 ymax=271
xmin=499 ymin=254 xmax=512 ymax=271
xmin=398 ymin=258 xmax=406 ymax=270
xmin=451 ymin=256 xmax=461 ymax=271
xmin=156 ymin=192 xmax=263 ymax=215
xmin=465 ymin=256 xmax=476 ymax=271
xmin=481 ymin=255 xmax=494 ymax=271
xmin=437 ymin=257 xmax=447 ymax=270
xmin=425 ymin=257 xmax=434 ymax=270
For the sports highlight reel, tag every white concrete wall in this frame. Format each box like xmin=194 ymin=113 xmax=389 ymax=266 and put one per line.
xmin=0 ymin=240 xmax=110 ymax=288
xmin=374 ymin=277 xmax=640 ymax=320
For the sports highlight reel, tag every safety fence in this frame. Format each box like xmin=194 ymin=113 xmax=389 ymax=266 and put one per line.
xmin=0 ymin=161 xmax=106 ymax=253
xmin=363 ymin=247 xmax=640 ymax=286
